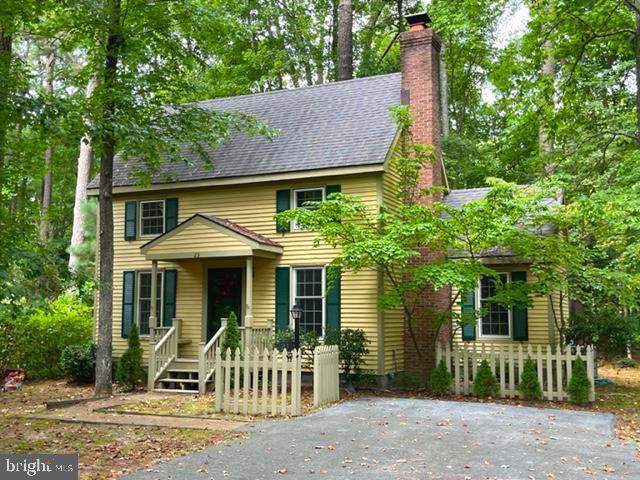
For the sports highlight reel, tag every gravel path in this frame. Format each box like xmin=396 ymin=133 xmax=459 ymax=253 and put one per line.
xmin=122 ymin=397 xmax=640 ymax=479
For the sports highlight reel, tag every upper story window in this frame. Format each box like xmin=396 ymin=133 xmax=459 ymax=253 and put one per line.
xmin=478 ymin=273 xmax=510 ymax=338
xmin=292 ymin=266 xmax=324 ymax=337
xmin=140 ymin=200 xmax=164 ymax=237
xmin=292 ymin=187 xmax=324 ymax=230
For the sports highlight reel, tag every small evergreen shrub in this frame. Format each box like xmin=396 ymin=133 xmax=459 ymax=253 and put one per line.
xmin=221 ymin=312 xmax=241 ymax=355
xmin=60 ymin=342 xmax=96 ymax=383
xmin=567 ymin=358 xmax=592 ymax=404
xmin=115 ymin=323 xmax=145 ymax=390
xmin=517 ymin=357 xmax=542 ymax=400
xmin=616 ymin=357 xmax=637 ymax=369
xmin=472 ymin=359 xmax=499 ymax=398
xmin=430 ymin=359 xmax=452 ymax=395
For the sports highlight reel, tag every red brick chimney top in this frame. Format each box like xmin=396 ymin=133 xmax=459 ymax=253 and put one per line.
xmin=405 ymin=12 xmax=432 ymax=31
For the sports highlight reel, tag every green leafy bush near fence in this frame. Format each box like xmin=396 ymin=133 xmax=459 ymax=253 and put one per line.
xmin=0 ymin=293 xmax=93 ymax=378
xmin=221 ymin=312 xmax=241 ymax=354
xmin=116 ymin=323 xmax=145 ymax=390
xmin=567 ymin=359 xmax=592 ymax=404
xmin=517 ymin=357 xmax=543 ymax=400
xmin=430 ymin=359 xmax=452 ymax=395
xmin=473 ymin=360 xmax=499 ymax=398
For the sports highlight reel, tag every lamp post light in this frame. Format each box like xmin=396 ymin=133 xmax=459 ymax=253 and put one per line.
xmin=290 ymin=303 xmax=303 ymax=350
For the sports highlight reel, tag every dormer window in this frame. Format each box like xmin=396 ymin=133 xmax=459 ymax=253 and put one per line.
xmin=140 ymin=200 xmax=165 ymax=237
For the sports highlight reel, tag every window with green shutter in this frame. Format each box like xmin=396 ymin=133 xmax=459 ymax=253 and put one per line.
xmin=162 ymin=269 xmax=177 ymax=327
xmin=511 ymin=271 xmax=529 ymax=341
xmin=276 ymin=190 xmax=291 ymax=233
xmin=325 ymin=266 xmax=341 ymax=335
xmin=165 ymin=198 xmax=178 ymax=231
xmin=275 ymin=266 xmax=290 ymax=331
xmin=121 ymin=271 xmax=136 ymax=337
xmin=461 ymin=289 xmax=476 ymax=341
xmin=124 ymin=201 xmax=137 ymax=240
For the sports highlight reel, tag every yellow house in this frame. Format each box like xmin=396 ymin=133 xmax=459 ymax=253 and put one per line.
xmin=89 ymin=15 xmax=564 ymax=392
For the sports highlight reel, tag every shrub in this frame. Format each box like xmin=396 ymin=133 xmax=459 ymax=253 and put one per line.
xmin=472 ymin=359 xmax=499 ymax=398
xmin=616 ymin=357 xmax=637 ymax=369
xmin=0 ymin=293 xmax=92 ymax=378
xmin=517 ymin=357 xmax=542 ymax=400
xmin=430 ymin=359 xmax=452 ymax=395
xmin=326 ymin=328 xmax=369 ymax=378
xmin=116 ymin=323 xmax=145 ymax=390
xmin=394 ymin=370 xmax=425 ymax=390
xmin=221 ymin=312 xmax=241 ymax=355
xmin=567 ymin=358 xmax=592 ymax=404
xmin=60 ymin=343 xmax=96 ymax=383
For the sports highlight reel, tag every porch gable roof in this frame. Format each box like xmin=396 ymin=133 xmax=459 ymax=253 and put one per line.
xmin=140 ymin=213 xmax=283 ymax=260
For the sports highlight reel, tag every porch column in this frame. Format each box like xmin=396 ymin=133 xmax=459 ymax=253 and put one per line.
xmin=149 ymin=259 xmax=158 ymax=331
xmin=245 ymin=256 xmax=253 ymax=349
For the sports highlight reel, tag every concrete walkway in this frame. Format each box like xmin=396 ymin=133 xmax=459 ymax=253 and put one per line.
xmin=32 ymin=392 xmax=245 ymax=431
xmin=122 ymin=397 xmax=640 ymax=479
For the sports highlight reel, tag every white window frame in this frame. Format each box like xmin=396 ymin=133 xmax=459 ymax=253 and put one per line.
xmin=139 ymin=200 xmax=165 ymax=238
xmin=477 ymin=272 xmax=511 ymax=340
xmin=290 ymin=266 xmax=326 ymax=337
xmin=292 ymin=187 xmax=325 ymax=231
xmin=136 ymin=270 xmax=164 ymax=336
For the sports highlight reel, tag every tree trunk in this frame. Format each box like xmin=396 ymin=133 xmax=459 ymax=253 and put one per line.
xmin=539 ymin=40 xmax=555 ymax=176
xmin=69 ymin=76 xmax=98 ymax=272
xmin=0 ymin=30 xmax=12 ymax=173
xmin=40 ymin=50 xmax=56 ymax=241
xmin=336 ymin=0 xmax=353 ymax=81
xmin=330 ymin=0 xmax=338 ymax=79
xmin=95 ymin=0 xmax=122 ymax=397
xmin=635 ymin=10 xmax=640 ymax=139
xmin=440 ymin=43 xmax=449 ymax=139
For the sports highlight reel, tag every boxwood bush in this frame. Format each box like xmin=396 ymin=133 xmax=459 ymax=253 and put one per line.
xmin=60 ymin=342 xmax=96 ymax=383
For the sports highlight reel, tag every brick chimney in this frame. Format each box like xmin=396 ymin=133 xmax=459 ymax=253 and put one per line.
xmin=400 ymin=12 xmax=444 ymax=190
xmin=400 ymin=13 xmax=449 ymax=380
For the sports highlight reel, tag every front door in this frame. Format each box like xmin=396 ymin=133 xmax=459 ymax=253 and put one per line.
xmin=207 ymin=268 xmax=243 ymax=341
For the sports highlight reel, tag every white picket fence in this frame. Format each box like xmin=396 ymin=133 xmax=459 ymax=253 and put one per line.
xmin=313 ymin=345 xmax=340 ymax=407
xmin=436 ymin=343 xmax=595 ymax=402
xmin=214 ymin=347 xmax=302 ymax=417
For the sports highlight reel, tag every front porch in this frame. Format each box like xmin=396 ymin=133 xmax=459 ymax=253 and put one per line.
xmin=139 ymin=213 xmax=283 ymax=394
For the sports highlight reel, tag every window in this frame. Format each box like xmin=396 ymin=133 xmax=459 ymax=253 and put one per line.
xmin=140 ymin=200 xmax=164 ymax=236
xmin=137 ymin=272 xmax=163 ymax=335
xmin=293 ymin=267 xmax=324 ymax=336
xmin=292 ymin=188 xmax=324 ymax=230
xmin=478 ymin=273 xmax=510 ymax=338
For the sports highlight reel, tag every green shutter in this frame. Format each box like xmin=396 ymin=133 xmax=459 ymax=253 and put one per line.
xmin=461 ymin=289 xmax=476 ymax=341
xmin=122 ymin=271 xmax=135 ymax=337
xmin=325 ymin=184 xmax=341 ymax=197
xmin=165 ymin=198 xmax=178 ymax=231
xmin=124 ymin=201 xmax=137 ymax=240
xmin=162 ymin=269 xmax=177 ymax=327
xmin=511 ymin=271 xmax=529 ymax=341
xmin=275 ymin=266 xmax=290 ymax=332
xmin=325 ymin=266 xmax=341 ymax=335
xmin=276 ymin=189 xmax=291 ymax=233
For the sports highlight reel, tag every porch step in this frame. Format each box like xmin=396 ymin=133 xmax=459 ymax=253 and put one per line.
xmin=153 ymin=359 xmax=213 ymax=394
xmin=153 ymin=388 xmax=199 ymax=394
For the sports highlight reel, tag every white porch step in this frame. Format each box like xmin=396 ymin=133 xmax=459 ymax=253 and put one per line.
xmin=153 ymin=388 xmax=199 ymax=394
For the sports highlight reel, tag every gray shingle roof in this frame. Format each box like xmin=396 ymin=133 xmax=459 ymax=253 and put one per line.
xmin=89 ymin=73 xmax=401 ymax=189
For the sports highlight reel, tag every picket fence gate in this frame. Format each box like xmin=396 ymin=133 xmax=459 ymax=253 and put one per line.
xmin=313 ymin=345 xmax=340 ymax=407
xmin=214 ymin=347 xmax=302 ymax=417
xmin=436 ymin=342 xmax=595 ymax=402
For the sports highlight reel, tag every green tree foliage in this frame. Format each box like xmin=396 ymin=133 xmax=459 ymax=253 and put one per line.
xmin=567 ymin=358 xmax=592 ymax=405
xmin=60 ymin=343 xmax=96 ymax=384
xmin=326 ymin=328 xmax=370 ymax=378
xmin=0 ymin=293 xmax=92 ymax=378
xmin=472 ymin=359 xmax=499 ymax=398
xmin=115 ymin=323 xmax=145 ymax=391
xmin=430 ymin=359 xmax=452 ymax=395
xmin=221 ymin=312 xmax=241 ymax=355
xmin=517 ymin=357 xmax=543 ymax=401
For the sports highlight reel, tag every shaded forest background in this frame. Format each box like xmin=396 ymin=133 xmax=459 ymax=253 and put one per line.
xmin=1 ymin=0 xmax=639 ymax=379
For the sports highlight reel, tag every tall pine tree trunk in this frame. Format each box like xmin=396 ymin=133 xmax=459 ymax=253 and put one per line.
xmin=69 ymin=77 xmax=98 ymax=272
xmin=0 ymin=30 xmax=12 ymax=177
xmin=40 ymin=50 xmax=56 ymax=241
xmin=336 ymin=0 xmax=353 ymax=81
xmin=539 ymin=39 xmax=555 ymax=176
xmin=95 ymin=0 xmax=122 ymax=397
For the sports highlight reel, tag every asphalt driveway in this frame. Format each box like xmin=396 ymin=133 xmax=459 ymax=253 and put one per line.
xmin=123 ymin=398 xmax=639 ymax=479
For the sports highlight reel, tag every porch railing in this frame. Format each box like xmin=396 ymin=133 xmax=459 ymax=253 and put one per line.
xmin=199 ymin=319 xmax=227 ymax=394
xmin=147 ymin=319 xmax=181 ymax=390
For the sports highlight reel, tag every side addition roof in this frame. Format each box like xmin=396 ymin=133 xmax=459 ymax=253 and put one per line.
xmin=89 ymin=73 xmax=401 ymax=190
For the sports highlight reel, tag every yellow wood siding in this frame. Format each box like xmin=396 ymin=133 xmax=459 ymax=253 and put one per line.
xmin=379 ymin=160 xmax=405 ymax=373
xmin=452 ymin=265 xmax=557 ymax=347
xmin=110 ymin=173 xmax=382 ymax=372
